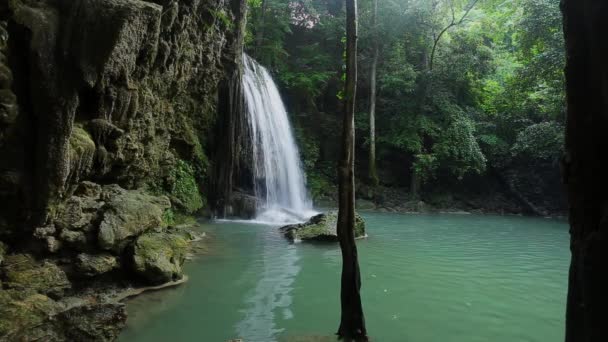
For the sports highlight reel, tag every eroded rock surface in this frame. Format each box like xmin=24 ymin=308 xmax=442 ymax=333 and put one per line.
xmin=133 ymin=230 xmax=188 ymax=284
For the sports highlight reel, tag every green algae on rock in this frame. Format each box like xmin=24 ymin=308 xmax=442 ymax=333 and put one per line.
xmin=279 ymin=210 xmax=366 ymax=242
xmin=132 ymin=231 xmax=189 ymax=284
xmin=2 ymin=254 xmax=71 ymax=298
xmin=97 ymin=189 xmax=171 ymax=253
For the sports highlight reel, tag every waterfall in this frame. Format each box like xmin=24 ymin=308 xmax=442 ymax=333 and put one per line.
xmin=241 ymin=54 xmax=315 ymax=223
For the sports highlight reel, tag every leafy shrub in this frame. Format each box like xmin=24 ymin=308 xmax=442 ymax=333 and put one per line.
xmin=511 ymin=122 xmax=564 ymax=160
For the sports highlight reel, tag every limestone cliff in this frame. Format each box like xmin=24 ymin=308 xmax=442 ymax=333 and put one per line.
xmin=0 ymin=0 xmax=247 ymax=340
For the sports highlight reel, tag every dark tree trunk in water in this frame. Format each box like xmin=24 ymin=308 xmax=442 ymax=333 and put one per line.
xmin=368 ymin=0 xmax=379 ymax=187
xmin=337 ymin=0 xmax=367 ymax=340
xmin=561 ymin=1 xmax=608 ymax=341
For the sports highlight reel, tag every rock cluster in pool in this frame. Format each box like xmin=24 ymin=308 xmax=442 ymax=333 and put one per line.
xmin=0 ymin=181 xmax=203 ymax=341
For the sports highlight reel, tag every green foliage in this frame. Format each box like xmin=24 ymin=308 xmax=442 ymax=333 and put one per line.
xmin=511 ymin=122 xmax=564 ymax=160
xmin=162 ymin=209 xmax=175 ymax=227
xmin=433 ymin=115 xmax=486 ymax=179
xmin=210 ymin=8 xmax=233 ymax=29
xmin=245 ymin=0 xmax=565 ymax=195
xmin=170 ymin=160 xmax=205 ymax=214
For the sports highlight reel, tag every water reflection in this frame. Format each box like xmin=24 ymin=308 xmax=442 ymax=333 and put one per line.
xmin=235 ymin=237 xmax=301 ymax=341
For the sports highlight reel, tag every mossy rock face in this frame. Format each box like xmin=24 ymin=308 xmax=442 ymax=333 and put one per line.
xmin=132 ymin=231 xmax=188 ymax=285
xmin=76 ymin=253 xmax=118 ymax=277
xmin=98 ymin=188 xmax=171 ymax=253
xmin=279 ymin=210 xmax=366 ymax=242
xmin=0 ymin=289 xmax=126 ymax=341
xmin=67 ymin=126 xmax=96 ymax=187
xmin=2 ymin=254 xmax=71 ymax=298
xmin=167 ymin=160 xmax=204 ymax=214
xmin=0 ymin=289 xmax=58 ymax=340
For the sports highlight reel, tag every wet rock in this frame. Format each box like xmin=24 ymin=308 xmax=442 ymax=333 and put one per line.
xmin=279 ymin=210 xmax=366 ymax=242
xmin=98 ymin=190 xmax=170 ymax=253
xmin=76 ymin=253 xmax=118 ymax=277
xmin=229 ymin=191 xmax=259 ymax=219
xmin=132 ymin=231 xmax=188 ymax=284
xmin=2 ymin=254 xmax=71 ymax=298
xmin=56 ymin=302 xmax=126 ymax=341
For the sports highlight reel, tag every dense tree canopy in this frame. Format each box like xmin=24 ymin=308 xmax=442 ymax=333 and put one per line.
xmin=245 ymin=0 xmax=565 ymax=206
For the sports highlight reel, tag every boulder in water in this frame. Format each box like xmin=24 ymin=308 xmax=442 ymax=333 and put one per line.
xmin=279 ymin=210 xmax=366 ymax=242
xmin=229 ymin=192 xmax=259 ymax=219
xmin=132 ymin=231 xmax=188 ymax=284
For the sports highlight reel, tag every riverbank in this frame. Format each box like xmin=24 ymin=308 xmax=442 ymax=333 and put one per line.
xmin=315 ymin=184 xmax=567 ymax=218
xmin=0 ymin=183 xmax=207 ymax=341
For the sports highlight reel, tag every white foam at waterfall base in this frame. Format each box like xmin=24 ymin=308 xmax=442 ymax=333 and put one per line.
xmin=242 ymin=54 xmax=317 ymax=224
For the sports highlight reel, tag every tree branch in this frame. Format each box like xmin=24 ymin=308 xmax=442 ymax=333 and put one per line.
xmin=429 ymin=0 xmax=480 ymax=71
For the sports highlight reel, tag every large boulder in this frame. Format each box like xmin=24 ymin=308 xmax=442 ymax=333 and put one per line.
xmin=132 ymin=231 xmax=188 ymax=285
xmin=0 ymin=290 xmax=59 ymax=340
xmin=2 ymin=254 xmax=71 ymax=298
xmin=229 ymin=192 xmax=259 ymax=219
xmin=0 ymin=289 xmax=126 ymax=341
xmin=279 ymin=210 xmax=366 ymax=242
xmin=75 ymin=253 xmax=118 ymax=277
xmin=98 ymin=188 xmax=171 ymax=253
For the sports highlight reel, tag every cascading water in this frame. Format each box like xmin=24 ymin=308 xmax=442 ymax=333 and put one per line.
xmin=242 ymin=54 xmax=316 ymax=224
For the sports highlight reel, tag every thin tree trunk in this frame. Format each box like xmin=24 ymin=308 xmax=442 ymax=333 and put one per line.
xmin=337 ymin=0 xmax=367 ymax=340
xmin=368 ymin=0 xmax=379 ymax=187
xmin=410 ymin=169 xmax=420 ymax=199
xmin=561 ymin=1 xmax=608 ymax=341
xmin=254 ymin=0 xmax=267 ymax=56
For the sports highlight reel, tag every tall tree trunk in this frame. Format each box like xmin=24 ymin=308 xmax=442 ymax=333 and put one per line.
xmin=337 ymin=0 xmax=367 ymax=340
xmin=254 ymin=0 xmax=267 ymax=57
xmin=410 ymin=169 xmax=420 ymax=199
xmin=561 ymin=1 xmax=608 ymax=341
xmin=368 ymin=0 xmax=379 ymax=187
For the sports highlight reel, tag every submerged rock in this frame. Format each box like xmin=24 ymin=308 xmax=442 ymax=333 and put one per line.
xmin=279 ymin=210 xmax=366 ymax=242
xmin=132 ymin=231 xmax=188 ymax=284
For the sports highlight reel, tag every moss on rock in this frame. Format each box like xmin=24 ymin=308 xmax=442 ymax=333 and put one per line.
xmin=2 ymin=254 xmax=71 ymax=297
xmin=279 ymin=210 xmax=366 ymax=242
xmin=169 ymin=160 xmax=204 ymax=214
xmin=0 ymin=290 xmax=58 ymax=340
xmin=76 ymin=253 xmax=118 ymax=277
xmin=132 ymin=231 xmax=188 ymax=285
xmin=97 ymin=189 xmax=170 ymax=253
xmin=67 ymin=126 xmax=96 ymax=187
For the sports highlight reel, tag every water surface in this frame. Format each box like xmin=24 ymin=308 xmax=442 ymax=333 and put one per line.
xmin=120 ymin=213 xmax=569 ymax=342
